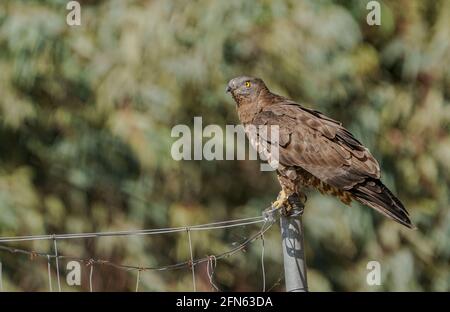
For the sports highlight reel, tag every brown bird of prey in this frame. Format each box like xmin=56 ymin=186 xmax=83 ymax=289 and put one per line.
xmin=226 ymin=76 xmax=414 ymax=228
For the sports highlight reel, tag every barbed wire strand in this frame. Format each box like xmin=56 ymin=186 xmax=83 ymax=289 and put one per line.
xmin=186 ymin=227 xmax=196 ymax=292
xmin=0 ymin=216 xmax=267 ymax=243
xmin=0 ymin=209 xmax=279 ymax=291
xmin=47 ymin=255 xmax=53 ymax=292
xmin=53 ymin=236 xmax=62 ymax=292
xmin=206 ymin=255 xmax=218 ymax=291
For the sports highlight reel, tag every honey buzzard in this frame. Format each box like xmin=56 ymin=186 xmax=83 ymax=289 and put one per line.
xmin=226 ymin=76 xmax=414 ymax=228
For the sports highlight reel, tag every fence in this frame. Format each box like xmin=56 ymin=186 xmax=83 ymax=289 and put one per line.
xmin=0 ymin=206 xmax=307 ymax=292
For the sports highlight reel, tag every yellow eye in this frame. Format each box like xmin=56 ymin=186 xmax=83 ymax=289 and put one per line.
xmin=245 ymin=81 xmax=251 ymax=88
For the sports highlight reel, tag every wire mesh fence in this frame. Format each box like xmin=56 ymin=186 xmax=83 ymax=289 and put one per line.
xmin=0 ymin=207 xmax=280 ymax=292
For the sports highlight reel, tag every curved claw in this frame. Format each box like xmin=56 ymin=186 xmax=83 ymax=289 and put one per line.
xmin=271 ymin=190 xmax=307 ymax=217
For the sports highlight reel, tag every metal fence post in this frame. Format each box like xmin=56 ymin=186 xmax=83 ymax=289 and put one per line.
xmin=280 ymin=207 xmax=308 ymax=292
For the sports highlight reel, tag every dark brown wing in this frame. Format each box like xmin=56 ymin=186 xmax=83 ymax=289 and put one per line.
xmin=252 ymin=100 xmax=413 ymax=228
xmin=254 ymin=101 xmax=380 ymax=190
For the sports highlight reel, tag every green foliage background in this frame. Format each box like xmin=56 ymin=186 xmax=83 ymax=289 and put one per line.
xmin=0 ymin=0 xmax=449 ymax=291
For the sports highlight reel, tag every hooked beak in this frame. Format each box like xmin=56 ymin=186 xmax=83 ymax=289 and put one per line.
xmin=225 ymin=85 xmax=232 ymax=93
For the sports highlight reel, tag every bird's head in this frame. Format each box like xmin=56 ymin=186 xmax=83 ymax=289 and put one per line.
xmin=226 ymin=76 xmax=267 ymax=104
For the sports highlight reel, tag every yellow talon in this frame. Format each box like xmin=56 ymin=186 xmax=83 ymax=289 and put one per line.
xmin=272 ymin=190 xmax=289 ymax=210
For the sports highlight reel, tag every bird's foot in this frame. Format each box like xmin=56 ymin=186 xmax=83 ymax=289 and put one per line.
xmin=271 ymin=190 xmax=289 ymax=210
xmin=270 ymin=190 xmax=306 ymax=217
